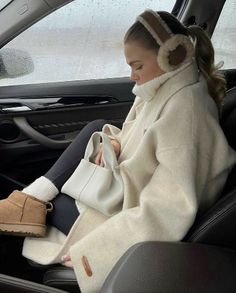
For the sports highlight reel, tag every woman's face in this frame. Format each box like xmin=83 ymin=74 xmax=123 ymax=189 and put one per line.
xmin=124 ymin=41 xmax=165 ymax=85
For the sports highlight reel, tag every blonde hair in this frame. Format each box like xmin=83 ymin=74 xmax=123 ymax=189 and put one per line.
xmin=124 ymin=12 xmax=226 ymax=109
xmin=187 ymin=25 xmax=226 ymax=109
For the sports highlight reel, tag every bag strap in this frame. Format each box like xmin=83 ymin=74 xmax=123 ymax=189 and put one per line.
xmin=84 ymin=132 xmax=118 ymax=168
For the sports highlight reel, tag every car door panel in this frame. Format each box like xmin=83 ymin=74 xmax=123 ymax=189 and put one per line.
xmin=0 ymin=77 xmax=134 ymax=191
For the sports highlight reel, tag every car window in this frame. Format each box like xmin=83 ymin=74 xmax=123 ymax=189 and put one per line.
xmin=0 ymin=0 xmax=12 ymax=11
xmin=212 ymin=0 xmax=236 ymax=69
xmin=0 ymin=0 xmax=175 ymax=87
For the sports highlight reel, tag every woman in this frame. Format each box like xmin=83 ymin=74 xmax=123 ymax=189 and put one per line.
xmin=0 ymin=10 xmax=235 ymax=292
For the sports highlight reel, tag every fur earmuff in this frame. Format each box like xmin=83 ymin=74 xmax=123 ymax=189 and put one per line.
xmin=157 ymin=34 xmax=194 ymax=72
xmin=137 ymin=10 xmax=195 ymax=72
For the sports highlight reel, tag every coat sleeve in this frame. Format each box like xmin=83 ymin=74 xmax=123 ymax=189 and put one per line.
xmin=69 ymin=145 xmax=199 ymax=293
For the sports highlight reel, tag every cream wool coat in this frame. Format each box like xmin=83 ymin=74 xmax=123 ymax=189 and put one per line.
xmin=23 ymin=61 xmax=236 ymax=293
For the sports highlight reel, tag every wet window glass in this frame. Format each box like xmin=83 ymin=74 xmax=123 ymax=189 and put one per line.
xmin=212 ymin=0 xmax=236 ymax=69
xmin=0 ymin=0 xmax=175 ymax=86
xmin=0 ymin=0 xmax=12 ymax=11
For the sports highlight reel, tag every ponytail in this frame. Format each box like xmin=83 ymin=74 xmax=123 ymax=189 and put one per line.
xmin=187 ymin=25 xmax=226 ymax=109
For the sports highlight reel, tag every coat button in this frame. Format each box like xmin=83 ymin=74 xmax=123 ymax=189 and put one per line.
xmin=81 ymin=256 xmax=93 ymax=277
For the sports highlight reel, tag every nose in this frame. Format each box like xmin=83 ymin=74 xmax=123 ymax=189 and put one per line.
xmin=130 ymin=69 xmax=138 ymax=82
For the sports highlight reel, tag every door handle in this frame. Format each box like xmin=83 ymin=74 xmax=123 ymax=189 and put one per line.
xmin=13 ymin=117 xmax=71 ymax=149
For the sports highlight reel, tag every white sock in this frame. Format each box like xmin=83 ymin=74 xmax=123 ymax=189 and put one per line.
xmin=23 ymin=176 xmax=59 ymax=202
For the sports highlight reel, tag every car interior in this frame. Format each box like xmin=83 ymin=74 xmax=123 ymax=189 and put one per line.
xmin=0 ymin=0 xmax=236 ymax=292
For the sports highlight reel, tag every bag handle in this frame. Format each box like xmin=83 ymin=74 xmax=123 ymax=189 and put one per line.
xmin=84 ymin=132 xmax=118 ymax=168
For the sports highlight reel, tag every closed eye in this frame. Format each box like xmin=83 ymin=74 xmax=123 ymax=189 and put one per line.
xmin=136 ymin=65 xmax=143 ymax=70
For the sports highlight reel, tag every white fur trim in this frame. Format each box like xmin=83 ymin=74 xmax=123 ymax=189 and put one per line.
xmin=157 ymin=34 xmax=194 ymax=72
xmin=23 ymin=176 xmax=59 ymax=202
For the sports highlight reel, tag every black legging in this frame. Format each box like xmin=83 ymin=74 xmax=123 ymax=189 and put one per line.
xmin=46 ymin=119 xmax=107 ymax=235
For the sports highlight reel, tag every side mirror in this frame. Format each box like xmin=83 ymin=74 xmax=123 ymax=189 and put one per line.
xmin=0 ymin=48 xmax=34 ymax=78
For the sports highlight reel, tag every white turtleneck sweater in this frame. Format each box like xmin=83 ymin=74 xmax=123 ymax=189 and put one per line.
xmin=23 ymin=61 xmax=236 ymax=293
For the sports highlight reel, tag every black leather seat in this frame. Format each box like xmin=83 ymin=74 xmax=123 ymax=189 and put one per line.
xmin=40 ymin=87 xmax=236 ymax=293
xmin=184 ymin=164 xmax=236 ymax=248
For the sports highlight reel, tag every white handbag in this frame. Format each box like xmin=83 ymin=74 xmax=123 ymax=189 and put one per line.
xmin=61 ymin=132 xmax=123 ymax=216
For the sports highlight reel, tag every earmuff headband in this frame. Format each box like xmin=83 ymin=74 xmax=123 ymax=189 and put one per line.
xmin=137 ymin=9 xmax=172 ymax=45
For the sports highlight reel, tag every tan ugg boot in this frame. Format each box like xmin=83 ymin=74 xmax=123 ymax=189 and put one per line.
xmin=0 ymin=190 xmax=53 ymax=237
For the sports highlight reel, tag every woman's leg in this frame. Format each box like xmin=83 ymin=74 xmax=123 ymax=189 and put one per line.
xmin=44 ymin=119 xmax=107 ymax=235
xmin=46 ymin=193 xmax=79 ymax=235
xmin=34 ymin=119 xmax=107 ymax=235
xmin=23 ymin=119 xmax=107 ymax=201
xmin=0 ymin=120 xmax=107 ymax=236
xmin=45 ymin=119 xmax=107 ymax=189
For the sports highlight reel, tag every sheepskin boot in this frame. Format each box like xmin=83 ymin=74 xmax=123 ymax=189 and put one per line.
xmin=0 ymin=190 xmax=53 ymax=237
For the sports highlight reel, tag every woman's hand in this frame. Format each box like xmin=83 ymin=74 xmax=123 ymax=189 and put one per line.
xmin=110 ymin=139 xmax=121 ymax=158
xmin=61 ymin=253 xmax=73 ymax=268
xmin=95 ymin=139 xmax=121 ymax=166
xmin=95 ymin=144 xmax=105 ymax=167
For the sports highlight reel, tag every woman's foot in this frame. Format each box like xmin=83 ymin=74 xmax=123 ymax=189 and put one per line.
xmin=0 ymin=190 xmax=53 ymax=237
